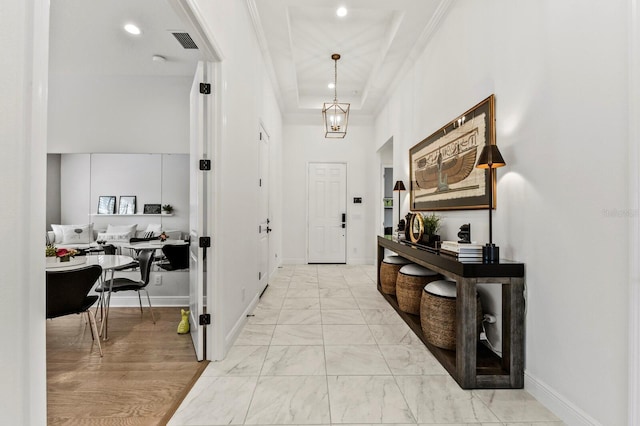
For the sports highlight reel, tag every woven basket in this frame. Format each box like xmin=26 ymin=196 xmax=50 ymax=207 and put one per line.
xmin=380 ymin=262 xmax=404 ymax=295
xmin=420 ymin=289 xmax=483 ymax=350
xmin=396 ymin=272 xmax=440 ymax=315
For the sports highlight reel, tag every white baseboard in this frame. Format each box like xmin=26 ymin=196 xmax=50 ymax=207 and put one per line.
xmin=224 ymin=293 xmax=260 ymax=349
xmin=525 ymin=372 xmax=601 ymax=426
xmin=106 ymin=295 xmax=189 ymax=307
xmin=283 ymin=258 xmax=375 ymax=265
xmin=347 ymin=257 xmax=375 ymax=265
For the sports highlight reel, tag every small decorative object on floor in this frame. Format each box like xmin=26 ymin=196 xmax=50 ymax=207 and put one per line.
xmin=177 ymin=309 xmax=190 ymax=334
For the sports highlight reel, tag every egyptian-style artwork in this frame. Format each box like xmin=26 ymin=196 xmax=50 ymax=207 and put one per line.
xmin=410 ymin=95 xmax=495 ymax=211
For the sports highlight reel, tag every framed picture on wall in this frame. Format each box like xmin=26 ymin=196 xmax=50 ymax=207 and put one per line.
xmin=409 ymin=95 xmax=496 ymax=211
xmin=143 ymin=204 xmax=161 ymax=214
xmin=97 ymin=196 xmax=116 ymax=214
xmin=118 ymin=196 xmax=137 ymax=214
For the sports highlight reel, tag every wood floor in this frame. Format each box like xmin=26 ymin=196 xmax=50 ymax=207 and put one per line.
xmin=47 ymin=307 xmax=207 ymax=425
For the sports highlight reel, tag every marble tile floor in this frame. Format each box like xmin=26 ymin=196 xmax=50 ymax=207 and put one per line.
xmin=169 ymin=264 xmax=564 ymax=426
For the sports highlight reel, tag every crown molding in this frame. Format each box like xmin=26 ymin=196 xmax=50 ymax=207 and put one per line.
xmin=245 ymin=0 xmax=285 ymax=112
xmin=375 ymin=0 xmax=455 ymax=118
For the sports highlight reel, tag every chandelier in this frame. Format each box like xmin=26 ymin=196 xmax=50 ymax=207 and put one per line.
xmin=322 ymin=53 xmax=350 ymax=138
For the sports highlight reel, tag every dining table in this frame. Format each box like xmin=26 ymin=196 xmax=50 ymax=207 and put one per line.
xmin=46 ymin=254 xmax=135 ymax=340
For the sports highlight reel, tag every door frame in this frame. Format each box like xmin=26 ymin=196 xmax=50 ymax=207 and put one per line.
xmin=306 ymin=161 xmax=348 ymax=264
xmin=629 ymin=0 xmax=640 ymax=422
xmin=171 ymin=0 xmax=224 ymax=362
xmin=257 ymin=121 xmax=271 ymax=293
xmin=380 ymin=164 xmax=393 ymax=236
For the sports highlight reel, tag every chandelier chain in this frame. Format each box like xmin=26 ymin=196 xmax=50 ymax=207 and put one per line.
xmin=333 ymin=58 xmax=338 ymax=102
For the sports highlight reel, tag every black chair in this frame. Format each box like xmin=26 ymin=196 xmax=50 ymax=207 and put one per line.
xmin=46 ymin=265 xmax=104 ymax=357
xmin=129 ymin=236 xmax=157 ymax=243
xmin=102 ymin=244 xmax=117 ymax=255
xmin=95 ymin=249 xmax=156 ymax=323
xmin=158 ymin=244 xmax=189 ymax=271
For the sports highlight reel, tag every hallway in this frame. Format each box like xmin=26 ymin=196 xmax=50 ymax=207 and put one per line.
xmin=169 ymin=264 xmax=562 ymax=425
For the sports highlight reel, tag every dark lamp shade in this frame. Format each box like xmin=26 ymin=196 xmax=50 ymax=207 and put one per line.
xmin=476 ymin=145 xmax=506 ymax=169
xmin=393 ymin=180 xmax=406 ymax=191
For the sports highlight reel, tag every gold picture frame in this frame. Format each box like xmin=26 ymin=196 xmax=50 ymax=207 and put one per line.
xmin=409 ymin=95 xmax=496 ymax=211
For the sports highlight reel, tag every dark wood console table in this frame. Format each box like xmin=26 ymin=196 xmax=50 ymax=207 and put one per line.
xmin=377 ymin=236 xmax=525 ymax=389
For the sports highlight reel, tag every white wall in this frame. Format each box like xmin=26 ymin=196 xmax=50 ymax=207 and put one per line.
xmin=375 ymin=1 xmax=629 ymax=424
xmin=263 ymin=73 xmax=284 ymax=278
xmin=192 ymin=0 xmax=284 ymax=356
xmin=283 ymin=123 xmax=376 ymax=264
xmin=48 ymin=75 xmax=192 ymax=153
xmin=0 ymin=0 xmax=48 ymax=423
xmin=53 ymin=153 xmax=191 ymax=306
xmin=58 ymin=153 xmax=189 ymax=234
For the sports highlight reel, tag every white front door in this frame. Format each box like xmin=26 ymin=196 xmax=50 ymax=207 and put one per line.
xmin=308 ymin=163 xmax=347 ymax=263
xmin=188 ymin=61 xmax=212 ymax=361
xmin=257 ymin=126 xmax=270 ymax=294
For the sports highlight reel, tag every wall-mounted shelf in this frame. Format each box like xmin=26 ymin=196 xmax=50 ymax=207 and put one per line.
xmin=89 ymin=213 xmax=173 ymax=217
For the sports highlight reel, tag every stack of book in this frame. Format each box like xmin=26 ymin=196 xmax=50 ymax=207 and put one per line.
xmin=440 ymin=241 xmax=483 ymax=262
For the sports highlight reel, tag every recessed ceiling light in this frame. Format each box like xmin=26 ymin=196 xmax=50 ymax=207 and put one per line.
xmin=124 ymin=23 xmax=141 ymax=35
xmin=336 ymin=6 xmax=347 ymax=17
xmin=328 ymin=82 xmax=335 ymax=89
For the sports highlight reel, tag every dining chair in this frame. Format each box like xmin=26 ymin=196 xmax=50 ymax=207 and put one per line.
xmin=46 ymin=265 xmax=104 ymax=357
xmin=158 ymin=244 xmax=189 ymax=271
xmin=95 ymin=249 xmax=156 ymax=324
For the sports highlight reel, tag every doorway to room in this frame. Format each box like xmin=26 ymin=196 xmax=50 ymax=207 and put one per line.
xmin=377 ymin=136 xmax=394 ymax=236
xmin=43 ymin=0 xmax=222 ymax=422
xmin=307 ymin=162 xmax=347 ymax=263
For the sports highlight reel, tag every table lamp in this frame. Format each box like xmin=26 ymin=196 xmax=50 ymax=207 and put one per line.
xmin=475 ymin=145 xmax=506 ymax=262
xmin=393 ymin=180 xmax=406 ymax=237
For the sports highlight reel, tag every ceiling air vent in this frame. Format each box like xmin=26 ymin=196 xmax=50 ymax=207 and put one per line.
xmin=171 ymin=32 xmax=198 ymax=49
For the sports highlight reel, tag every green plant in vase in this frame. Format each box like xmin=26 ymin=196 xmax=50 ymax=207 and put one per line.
xmin=422 ymin=212 xmax=442 ymax=247
xmin=162 ymin=204 xmax=174 ymax=214
xmin=46 ymin=244 xmax=57 ymax=258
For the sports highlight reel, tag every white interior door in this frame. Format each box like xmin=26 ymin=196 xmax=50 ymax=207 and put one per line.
xmin=308 ymin=163 xmax=347 ymax=263
xmin=189 ymin=61 xmax=212 ymax=361
xmin=258 ymin=126 xmax=270 ymax=294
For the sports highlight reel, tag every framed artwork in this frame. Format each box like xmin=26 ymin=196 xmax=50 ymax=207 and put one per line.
xmin=118 ymin=196 xmax=137 ymax=214
xmin=409 ymin=95 xmax=496 ymax=211
xmin=143 ymin=203 xmax=162 ymax=214
xmin=97 ymin=196 xmax=116 ymax=214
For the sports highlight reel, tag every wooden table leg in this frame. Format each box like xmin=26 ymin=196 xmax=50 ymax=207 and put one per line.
xmin=456 ymin=277 xmax=477 ymax=389
xmin=503 ymin=277 xmax=525 ymax=388
xmin=377 ymin=243 xmax=385 ymax=289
